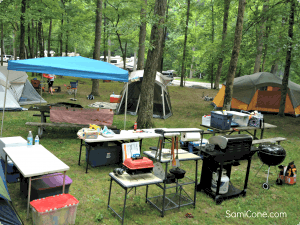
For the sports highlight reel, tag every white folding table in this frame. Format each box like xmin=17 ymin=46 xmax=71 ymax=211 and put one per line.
xmin=3 ymin=145 xmax=70 ymax=218
xmin=78 ymin=129 xmax=162 ymax=173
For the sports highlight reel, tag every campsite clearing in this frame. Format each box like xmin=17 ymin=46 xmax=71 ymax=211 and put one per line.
xmin=1 ymin=75 xmax=300 ymax=225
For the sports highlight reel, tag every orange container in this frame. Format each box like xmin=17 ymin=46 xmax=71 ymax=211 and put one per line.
xmin=110 ymin=95 xmax=122 ymax=103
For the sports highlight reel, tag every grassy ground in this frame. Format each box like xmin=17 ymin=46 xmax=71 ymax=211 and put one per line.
xmin=3 ymin=75 xmax=300 ymax=225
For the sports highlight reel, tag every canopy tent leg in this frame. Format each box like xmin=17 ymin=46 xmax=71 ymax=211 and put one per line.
xmin=1 ymin=70 xmax=10 ymax=137
xmin=124 ymin=82 xmax=128 ymax=130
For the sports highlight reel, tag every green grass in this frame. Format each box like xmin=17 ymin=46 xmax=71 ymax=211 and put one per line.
xmin=3 ymin=75 xmax=300 ymax=225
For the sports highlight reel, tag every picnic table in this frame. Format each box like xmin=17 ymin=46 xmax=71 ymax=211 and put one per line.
xmin=26 ymin=103 xmax=116 ymax=138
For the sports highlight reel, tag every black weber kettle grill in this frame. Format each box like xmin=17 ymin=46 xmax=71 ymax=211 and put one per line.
xmin=256 ymin=143 xmax=286 ymax=189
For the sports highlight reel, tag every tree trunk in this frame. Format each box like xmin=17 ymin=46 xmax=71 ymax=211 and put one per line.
xmin=137 ymin=0 xmax=147 ymax=70
xmin=28 ymin=23 xmax=32 ymax=58
xmin=19 ymin=0 xmax=26 ymax=60
xmin=223 ymin=0 xmax=246 ymax=111
xmin=210 ymin=0 xmax=214 ymax=89
xmin=48 ymin=19 xmax=52 ymax=57
xmin=1 ymin=21 xmax=3 ymax=65
xmin=38 ymin=20 xmax=43 ymax=57
xmin=180 ymin=0 xmax=190 ymax=87
xmin=253 ymin=1 xmax=268 ymax=73
xmin=137 ymin=0 xmax=167 ymax=128
xmin=31 ymin=20 xmax=34 ymax=58
xmin=261 ymin=25 xmax=270 ymax=71
xmin=214 ymin=0 xmax=230 ymax=90
xmin=91 ymin=0 xmax=102 ymax=97
xmin=278 ymin=0 xmax=295 ymax=117
xmin=103 ymin=1 xmax=107 ymax=62
xmin=60 ymin=17 xmax=64 ymax=56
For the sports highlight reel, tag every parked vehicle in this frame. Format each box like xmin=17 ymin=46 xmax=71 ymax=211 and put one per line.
xmin=1 ymin=55 xmax=13 ymax=62
xmin=162 ymin=71 xmax=174 ymax=82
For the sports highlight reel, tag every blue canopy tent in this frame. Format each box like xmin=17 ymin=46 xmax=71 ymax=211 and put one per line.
xmin=0 ymin=164 xmax=23 ymax=224
xmin=1 ymin=56 xmax=129 ymax=135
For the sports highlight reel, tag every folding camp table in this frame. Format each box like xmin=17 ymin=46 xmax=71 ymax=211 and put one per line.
xmin=3 ymin=145 xmax=70 ymax=219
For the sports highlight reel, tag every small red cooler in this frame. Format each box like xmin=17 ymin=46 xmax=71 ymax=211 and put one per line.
xmin=123 ymin=157 xmax=154 ymax=175
xmin=30 ymin=193 xmax=79 ymax=225
xmin=110 ymin=94 xmax=122 ymax=103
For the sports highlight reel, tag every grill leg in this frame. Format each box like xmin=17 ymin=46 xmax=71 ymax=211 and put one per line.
xmin=266 ymin=166 xmax=271 ymax=184
xmin=255 ymin=163 xmax=264 ymax=177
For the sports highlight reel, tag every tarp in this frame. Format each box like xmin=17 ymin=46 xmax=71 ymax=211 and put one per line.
xmin=213 ymin=72 xmax=300 ymax=116
xmin=0 ymin=163 xmax=23 ymax=225
xmin=8 ymin=56 xmax=129 ymax=82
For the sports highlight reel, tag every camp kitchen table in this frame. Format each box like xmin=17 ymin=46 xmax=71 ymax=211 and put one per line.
xmin=143 ymin=150 xmax=201 ymax=217
xmin=201 ymin=123 xmax=277 ymax=140
xmin=3 ymin=145 xmax=70 ymax=218
xmin=78 ymin=129 xmax=162 ymax=173
xmin=108 ymin=172 xmax=163 ymax=225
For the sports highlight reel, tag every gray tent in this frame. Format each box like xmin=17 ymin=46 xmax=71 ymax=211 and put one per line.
xmin=213 ymin=72 xmax=300 ymax=116
xmin=116 ymin=70 xmax=173 ymax=119
xmin=0 ymin=66 xmax=46 ymax=106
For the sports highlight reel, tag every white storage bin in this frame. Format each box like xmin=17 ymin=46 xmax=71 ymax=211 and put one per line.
xmin=202 ymin=116 xmax=211 ymax=126
xmin=0 ymin=136 xmax=27 ymax=163
xmin=227 ymin=111 xmax=250 ymax=127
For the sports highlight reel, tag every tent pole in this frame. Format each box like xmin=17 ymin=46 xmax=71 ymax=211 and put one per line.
xmin=135 ymin=95 xmax=140 ymax=114
xmin=124 ymin=82 xmax=128 ymax=130
xmin=1 ymin=70 xmax=9 ymax=137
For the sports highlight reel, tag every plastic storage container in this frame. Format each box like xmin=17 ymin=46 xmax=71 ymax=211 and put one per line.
xmin=202 ymin=115 xmax=211 ymax=126
xmin=85 ymin=142 xmax=122 ymax=167
xmin=110 ymin=94 xmax=122 ymax=103
xmin=20 ymin=173 xmax=73 ymax=201
xmin=210 ymin=111 xmax=233 ymax=130
xmin=227 ymin=111 xmax=250 ymax=127
xmin=30 ymin=193 xmax=79 ymax=225
xmin=77 ymin=128 xmax=99 ymax=139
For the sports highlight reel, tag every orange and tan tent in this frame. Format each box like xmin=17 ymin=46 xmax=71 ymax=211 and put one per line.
xmin=212 ymin=72 xmax=300 ymax=116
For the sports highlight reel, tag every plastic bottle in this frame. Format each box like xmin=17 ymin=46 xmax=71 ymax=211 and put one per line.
xmin=211 ymin=169 xmax=229 ymax=194
xmin=113 ymin=91 xmax=115 ymax=95
xmin=35 ymin=135 xmax=39 ymax=145
xmin=134 ymin=121 xmax=137 ymax=131
xmin=27 ymin=131 xmax=33 ymax=146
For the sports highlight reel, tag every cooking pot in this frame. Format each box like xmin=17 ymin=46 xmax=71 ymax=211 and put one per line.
xmin=165 ymin=173 xmax=176 ymax=184
xmin=169 ymin=167 xmax=186 ymax=179
xmin=258 ymin=143 xmax=286 ymax=166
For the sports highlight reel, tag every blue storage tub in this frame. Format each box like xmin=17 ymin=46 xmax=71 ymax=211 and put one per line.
xmin=210 ymin=111 xmax=233 ymax=130
xmin=188 ymin=139 xmax=208 ymax=153
xmin=85 ymin=142 xmax=122 ymax=167
xmin=0 ymin=159 xmax=20 ymax=183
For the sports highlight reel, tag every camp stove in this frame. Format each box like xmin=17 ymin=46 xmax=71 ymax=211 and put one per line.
xmin=123 ymin=156 xmax=154 ymax=175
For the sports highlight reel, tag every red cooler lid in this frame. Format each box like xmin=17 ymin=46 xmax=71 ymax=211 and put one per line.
xmin=30 ymin=194 xmax=79 ymax=213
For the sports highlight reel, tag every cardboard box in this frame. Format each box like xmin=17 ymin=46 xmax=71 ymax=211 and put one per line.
xmin=110 ymin=95 xmax=122 ymax=103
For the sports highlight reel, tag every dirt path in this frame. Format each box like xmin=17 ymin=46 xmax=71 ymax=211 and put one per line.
xmin=170 ymin=78 xmax=222 ymax=89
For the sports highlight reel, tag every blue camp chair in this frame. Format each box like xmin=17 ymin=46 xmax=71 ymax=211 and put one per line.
xmin=0 ymin=164 xmax=23 ymax=224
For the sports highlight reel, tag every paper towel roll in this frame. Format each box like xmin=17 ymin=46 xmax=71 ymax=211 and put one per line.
xmin=181 ymin=132 xmax=201 ymax=141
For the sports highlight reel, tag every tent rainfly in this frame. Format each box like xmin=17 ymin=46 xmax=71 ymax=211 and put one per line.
xmin=115 ymin=70 xmax=173 ymax=119
xmin=212 ymin=72 xmax=300 ymax=116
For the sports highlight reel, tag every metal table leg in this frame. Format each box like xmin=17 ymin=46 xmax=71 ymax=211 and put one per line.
xmin=78 ymin=139 xmax=83 ymax=166
xmin=86 ymin=146 xmax=90 ymax=173
xmin=161 ymin=163 xmax=168 ymax=217
xmin=27 ymin=177 xmax=32 ymax=219
xmin=122 ymin=189 xmax=128 ymax=225
xmin=145 ymin=185 xmax=148 ymax=203
xmin=63 ymin=171 xmax=66 ymax=193
xmin=194 ymin=160 xmax=198 ymax=208
xmin=108 ymin=178 xmax=113 ymax=208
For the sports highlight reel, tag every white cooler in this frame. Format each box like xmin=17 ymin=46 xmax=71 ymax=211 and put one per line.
xmin=0 ymin=136 xmax=27 ymax=163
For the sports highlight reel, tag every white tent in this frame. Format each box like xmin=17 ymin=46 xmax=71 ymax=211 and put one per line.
xmin=0 ymin=66 xmax=46 ymax=106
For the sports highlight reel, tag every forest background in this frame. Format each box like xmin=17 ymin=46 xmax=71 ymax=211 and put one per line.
xmin=1 ymin=0 xmax=300 ymax=85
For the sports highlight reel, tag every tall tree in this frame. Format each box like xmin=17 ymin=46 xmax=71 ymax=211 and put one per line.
xmin=278 ymin=0 xmax=295 ymax=116
xmin=214 ymin=0 xmax=230 ymax=90
xmin=19 ymin=0 xmax=26 ymax=59
xmin=91 ymin=0 xmax=102 ymax=97
xmin=223 ymin=0 xmax=246 ymax=111
xmin=48 ymin=19 xmax=52 ymax=57
xmin=137 ymin=0 xmax=147 ymax=70
xmin=180 ymin=0 xmax=190 ymax=87
xmin=253 ymin=0 xmax=268 ymax=73
xmin=137 ymin=0 xmax=167 ymax=128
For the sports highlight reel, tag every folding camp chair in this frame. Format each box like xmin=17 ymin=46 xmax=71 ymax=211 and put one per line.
xmin=64 ymin=81 xmax=78 ymax=101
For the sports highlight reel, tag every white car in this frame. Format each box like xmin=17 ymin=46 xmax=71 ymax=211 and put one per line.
xmin=1 ymin=55 xmax=13 ymax=62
